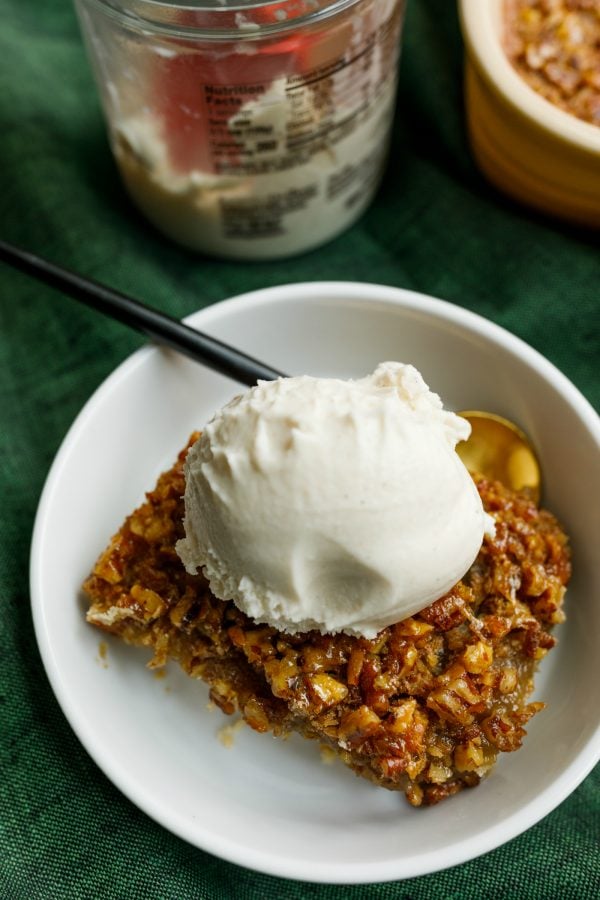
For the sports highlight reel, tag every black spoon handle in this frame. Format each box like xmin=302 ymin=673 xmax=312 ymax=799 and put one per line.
xmin=0 ymin=239 xmax=285 ymax=387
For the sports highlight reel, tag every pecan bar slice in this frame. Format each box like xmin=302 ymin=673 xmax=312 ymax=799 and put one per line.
xmin=84 ymin=435 xmax=570 ymax=806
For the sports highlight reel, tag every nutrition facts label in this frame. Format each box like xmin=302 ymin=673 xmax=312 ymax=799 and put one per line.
xmin=203 ymin=5 xmax=403 ymax=179
xmin=115 ymin=1 xmax=405 ymax=257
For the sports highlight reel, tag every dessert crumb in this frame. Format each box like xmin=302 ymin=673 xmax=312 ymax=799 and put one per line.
xmin=320 ymin=745 xmax=338 ymax=766
xmin=97 ymin=641 xmax=109 ymax=669
xmin=217 ymin=718 xmax=245 ymax=748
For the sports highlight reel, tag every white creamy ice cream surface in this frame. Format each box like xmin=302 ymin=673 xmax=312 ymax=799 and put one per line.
xmin=177 ymin=363 xmax=494 ymax=638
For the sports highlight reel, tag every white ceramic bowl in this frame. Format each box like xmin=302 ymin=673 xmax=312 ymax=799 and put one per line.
xmin=459 ymin=0 xmax=600 ymax=227
xmin=30 ymin=282 xmax=600 ymax=883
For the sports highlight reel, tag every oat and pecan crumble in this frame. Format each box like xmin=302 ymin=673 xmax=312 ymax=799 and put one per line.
xmin=504 ymin=0 xmax=600 ymax=126
xmin=83 ymin=435 xmax=570 ymax=806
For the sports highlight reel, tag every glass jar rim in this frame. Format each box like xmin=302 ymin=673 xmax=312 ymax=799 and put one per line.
xmin=80 ymin=0 xmax=368 ymax=41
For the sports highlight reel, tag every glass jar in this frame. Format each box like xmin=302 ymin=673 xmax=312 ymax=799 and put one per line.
xmin=74 ymin=0 xmax=407 ymax=260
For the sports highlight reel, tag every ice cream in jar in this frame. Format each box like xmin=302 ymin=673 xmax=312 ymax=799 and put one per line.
xmin=74 ymin=0 xmax=407 ymax=259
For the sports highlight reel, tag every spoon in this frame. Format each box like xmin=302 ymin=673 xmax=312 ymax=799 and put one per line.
xmin=0 ymin=239 xmax=541 ymax=499
xmin=0 ymin=239 xmax=283 ymax=386
xmin=457 ymin=411 xmax=541 ymax=502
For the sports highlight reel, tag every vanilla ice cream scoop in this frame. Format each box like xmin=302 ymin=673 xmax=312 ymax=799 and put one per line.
xmin=177 ymin=362 xmax=494 ymax=638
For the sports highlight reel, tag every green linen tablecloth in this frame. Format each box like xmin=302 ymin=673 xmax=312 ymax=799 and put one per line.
xmin=0 ymin=0 xmax=598 ymax=897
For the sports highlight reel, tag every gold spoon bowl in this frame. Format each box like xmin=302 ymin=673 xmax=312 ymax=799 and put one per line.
xmin=457 ymin=410 xmax=542 ymax=503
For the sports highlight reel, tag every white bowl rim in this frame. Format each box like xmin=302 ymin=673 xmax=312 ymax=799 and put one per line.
xmin=459 ymin=0 xmax=600 ymax=154
xmin=30 ymin=281 xmax=600 ymax=884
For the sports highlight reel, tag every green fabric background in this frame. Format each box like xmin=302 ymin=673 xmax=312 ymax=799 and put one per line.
xmin=0 ymin=0 xmax=598 ymax=897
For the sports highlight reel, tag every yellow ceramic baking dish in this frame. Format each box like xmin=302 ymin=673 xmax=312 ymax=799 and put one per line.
xmin=459 ymin=0 xmax=600 ymax=228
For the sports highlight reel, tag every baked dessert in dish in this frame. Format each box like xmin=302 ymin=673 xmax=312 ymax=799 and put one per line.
xmin=84 ymin=434 xmax=570 ymax=807
xmin=504 ymin=0 xmax=600 ymax=127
